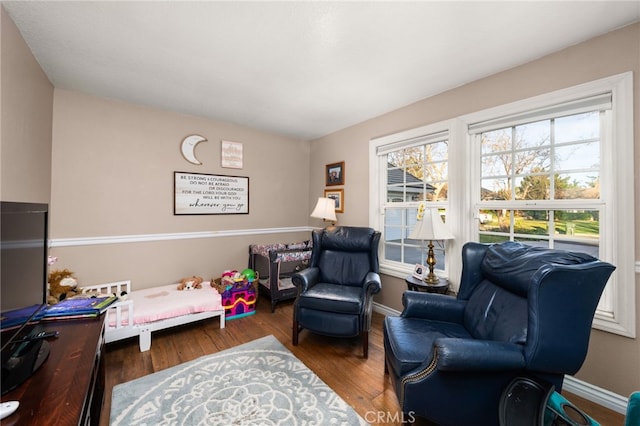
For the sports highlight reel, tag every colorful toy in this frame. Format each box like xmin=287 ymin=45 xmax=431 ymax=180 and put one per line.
xmin=241 ymin=268 xmax=257 ymax=281
xmin=213 ymin=269 xmax=258 ymax=319
xmin=220 ymin=279 xmax=257 ymax=319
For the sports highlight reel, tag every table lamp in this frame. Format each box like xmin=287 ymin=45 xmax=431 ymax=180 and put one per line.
xmin=310 ymin=197 xmax=337 ymax=225
xmin=409 ymin=207 xmax=454 ymax=284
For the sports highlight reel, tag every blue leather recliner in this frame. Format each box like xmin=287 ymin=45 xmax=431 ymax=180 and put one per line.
xmin=292 ymin=226 xmax=382 ymax=358
xmin=383 ymin=241 xmax=615 ymax=426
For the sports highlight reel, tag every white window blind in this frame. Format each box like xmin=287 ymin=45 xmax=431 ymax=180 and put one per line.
xmin=468 ymin=93 xmax=612 ymax=135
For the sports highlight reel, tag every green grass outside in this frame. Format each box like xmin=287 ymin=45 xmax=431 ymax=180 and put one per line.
xmin=481 ymin=218 xmax=599 ymax=237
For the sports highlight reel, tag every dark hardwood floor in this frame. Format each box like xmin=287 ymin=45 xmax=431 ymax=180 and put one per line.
xmin=100 ymin=298 xmax=625 ymax=425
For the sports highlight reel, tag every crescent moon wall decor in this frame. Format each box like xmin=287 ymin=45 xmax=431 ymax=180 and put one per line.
xmin=180 ymin=134 xmax=207 ymax=165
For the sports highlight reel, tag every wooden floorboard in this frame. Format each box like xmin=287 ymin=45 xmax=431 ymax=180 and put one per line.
xmin=100 ymin=298 xmax=625 ymax=425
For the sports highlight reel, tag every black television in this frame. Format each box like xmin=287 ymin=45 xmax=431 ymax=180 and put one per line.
xmin=0 ymin=201 xmax=50 ymax=395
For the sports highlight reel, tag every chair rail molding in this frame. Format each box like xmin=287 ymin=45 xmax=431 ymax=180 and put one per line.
xmin=50 ymin=226 xmax=314 ymax=248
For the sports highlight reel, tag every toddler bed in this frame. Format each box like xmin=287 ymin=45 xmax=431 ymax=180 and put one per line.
xmin=81 ymin=280 xmax=225 ymax=352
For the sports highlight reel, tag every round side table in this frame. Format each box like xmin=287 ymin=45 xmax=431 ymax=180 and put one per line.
xmin=405 ymin=275 xmax=449 ymax=294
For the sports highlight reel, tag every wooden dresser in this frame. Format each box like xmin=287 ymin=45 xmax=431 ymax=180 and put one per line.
xmin=1 ymin=316 xmax=105 ymax=425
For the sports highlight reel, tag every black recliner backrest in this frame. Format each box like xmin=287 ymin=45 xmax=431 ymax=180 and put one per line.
xmin=311 ymin=226 xmax=380 ymax=286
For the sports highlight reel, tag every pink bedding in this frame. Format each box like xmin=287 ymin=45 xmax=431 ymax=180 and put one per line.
xmin=107 ymin=283 xmax=222 ymax=326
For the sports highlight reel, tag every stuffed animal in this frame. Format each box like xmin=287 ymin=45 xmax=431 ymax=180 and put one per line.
xmin=48 ymin=268 xmax=80 ymax=304
xmin=177 ymin=276 xmax=203 ymax=291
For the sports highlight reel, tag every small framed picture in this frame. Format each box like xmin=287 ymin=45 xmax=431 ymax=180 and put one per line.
xmin=325 ymin=161 xmax=345 ymax=186
xmin=221 ymin=140 xmax=243 ymax=169
xmin=412 ymin=264 xmax=425 ymax=280
xmin=324 ymin=188 xmax=344 ymax=213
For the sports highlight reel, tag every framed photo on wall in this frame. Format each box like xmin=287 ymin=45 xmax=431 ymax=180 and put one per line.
xmin=325 ymin=161 xmax=345 ymax=186
xmin=324 ymin=188 xmax=344 ymax=213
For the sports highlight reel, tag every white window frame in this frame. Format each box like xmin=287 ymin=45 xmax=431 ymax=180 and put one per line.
xmin=369 ymin=122 xmax=460 ymax=279
xmin=370 ymin=72 xmax=635 ymax=338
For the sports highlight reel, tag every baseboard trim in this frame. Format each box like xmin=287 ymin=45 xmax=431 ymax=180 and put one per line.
xmin=563 ymin=375 xmax=628 ymax=415
xmin=373 ymin=302 xmax=400 ymax=317
xmin=50 ymin=226 xmax=315 ymax=247
xmin=372 ymin=303 xmax=629 ymax=415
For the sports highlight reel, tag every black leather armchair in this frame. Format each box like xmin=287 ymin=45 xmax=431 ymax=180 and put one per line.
xmin=292 ymin=226 xmax=381 ymax=358
xmin=383 ymin=241 xmax=615 ymax=426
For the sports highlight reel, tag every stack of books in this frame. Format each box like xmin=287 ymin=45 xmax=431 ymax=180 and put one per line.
xmin=43 ymin=295 xmax=117 ymax=320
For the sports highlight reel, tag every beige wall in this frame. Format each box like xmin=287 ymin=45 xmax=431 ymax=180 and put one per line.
xmin=49 ymin=90 xmax=312 ymax=287
xmin=310 ymin=23 xmax=640 ymax=396
xmin=0 ymin=6 xmax=53 ymax=203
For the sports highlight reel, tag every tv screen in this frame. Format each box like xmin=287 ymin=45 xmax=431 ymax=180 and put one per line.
xmin=1 ymin=202 xmax=48 ymax=309
xmin=1 ymin=201 xmax=50 ymax=395
xmin=1 ymin=201 xmax=48 ymax=344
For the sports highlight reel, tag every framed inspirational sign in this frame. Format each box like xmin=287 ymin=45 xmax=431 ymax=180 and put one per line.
xmin=174 ymin=172 xmax=249 ymax=215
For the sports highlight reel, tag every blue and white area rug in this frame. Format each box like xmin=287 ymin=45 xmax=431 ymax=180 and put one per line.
xmin=110 ymin=335 xmax=367 ymax=425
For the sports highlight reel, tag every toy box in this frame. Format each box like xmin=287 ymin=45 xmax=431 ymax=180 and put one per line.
xmin=213 ymin=277 xmax=258 ymax=319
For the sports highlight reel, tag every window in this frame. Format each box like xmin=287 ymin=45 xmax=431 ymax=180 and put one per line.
xmin=370 ymin=124 xmax=452 ymax=278
xmin=475 ymin=109 xmax=603 ymax=255
xmin=370 ymin=72 xmax=634 ymax=337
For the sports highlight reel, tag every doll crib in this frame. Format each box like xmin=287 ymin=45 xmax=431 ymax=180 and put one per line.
xmin=248 ymin=241 xmax=312 ymax=312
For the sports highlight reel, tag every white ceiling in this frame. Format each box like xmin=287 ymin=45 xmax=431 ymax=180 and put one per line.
xmin=3 ymin=1 xmax=639 ymax=140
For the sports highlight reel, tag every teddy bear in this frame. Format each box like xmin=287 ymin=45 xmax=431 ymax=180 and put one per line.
xmin=48 ymin=268 xmax=80 ymax=304
xmin=177 ymin=276 xmax=203 ymax=291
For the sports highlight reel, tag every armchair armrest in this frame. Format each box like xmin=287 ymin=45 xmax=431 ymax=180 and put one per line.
xmin=291 ymin=267 xmax=319 ymax=294
xmin=364 ymin=271 xmax=382 ymax=295
xmin=435 ymin=338 xmax=525 ymax=371
xmin=401 ymin=291 xmax=466 ymax=323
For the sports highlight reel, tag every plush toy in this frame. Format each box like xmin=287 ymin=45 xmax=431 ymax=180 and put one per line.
xmin=177 ymin=276 xmax=203 ymax=291
xmin=48 ymin=268 xmax=80 ymax=304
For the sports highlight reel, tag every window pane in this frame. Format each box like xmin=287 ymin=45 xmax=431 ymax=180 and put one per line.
xmin=515 ymin=174 xmax=551 ymax=200
xmin=513 ymin=210 xmax=549 ymax=237
xmin=481 ymin=153 xmax=508 ymax=177
xmin=515 ymin=148 xmax=551 ymax=174
xmin=555 ymin=112 xmax=599 ymax=143
xmin=480 ymin=111 xmax=601 ymax=202
xmin=481 ymin=128 xmax=511 ymax=155
xmin=554 ymin=209 xmax=599 ymax=235
xmin=404 ymin=146 xmax=424 ymax=168
xmin=386 ymin=141 xmax=448 ymax=203
xmin=427 ymin=141 xmax=448 ymax=162
xmin=481 ymin=178 xmax=511 ymax=200
xmin=516 ymin=120 xmax=550 ymax=149
xmin=555 ymin=142 xmax=599 ymax=171
xmin=554 ymin=172 xmax=600 ymax=199
xmin=477 ymin=208 xmax=600 ymax=257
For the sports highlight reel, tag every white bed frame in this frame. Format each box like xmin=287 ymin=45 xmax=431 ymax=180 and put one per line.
xmin=82 ymin=280 xmax=225 ymax=352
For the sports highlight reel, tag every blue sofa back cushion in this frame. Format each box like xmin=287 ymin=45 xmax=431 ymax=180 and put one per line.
xmin=481 ymin=241 xmax=597 ymax=297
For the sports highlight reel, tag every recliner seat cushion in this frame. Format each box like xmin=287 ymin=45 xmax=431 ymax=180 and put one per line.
xmin=384 ymin=316 xmax=471 ymax=376
xmin=296 ymin=283 xmax=363 ymax=314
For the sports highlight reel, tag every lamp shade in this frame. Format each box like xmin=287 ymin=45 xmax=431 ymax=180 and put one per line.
xmin=310 ymin=197 xmax=337 ymax=222
xmin=409 ymin=208 xmax=454 ymax=241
